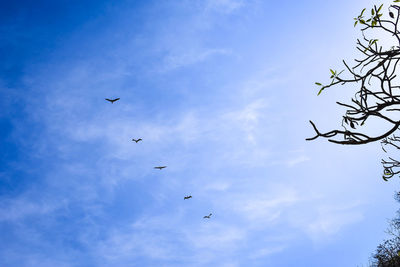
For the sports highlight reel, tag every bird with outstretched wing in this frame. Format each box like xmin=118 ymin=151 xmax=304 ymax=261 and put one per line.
xmin=203 ymin=213 xmax=212 ymax=219
xmin=105 ymin=98 xmax=120 ymax=103
xmin=184 ymin=196 xmax=192 ymax=200
xmin=132 ymin=138 xmax=142 ymax=143
xmin=154 ymin=166 xmax=167 ymax=170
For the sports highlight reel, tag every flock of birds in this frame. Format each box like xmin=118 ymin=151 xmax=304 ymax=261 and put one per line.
xmin=105 ymin=97 xmax=213 ymax=220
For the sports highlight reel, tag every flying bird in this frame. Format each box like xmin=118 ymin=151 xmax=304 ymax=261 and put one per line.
xmin=154 ymin=166 xmax=167 ymax=170
xmin=184 ymin=196 xmax=192 ymax=200
xmin=203 ymin=213 xmax=212 ymax=219
xmin=132 ymin=138 xmax=142 ymax=143
xmin=105 ymin=98 xmax=120 ymax=103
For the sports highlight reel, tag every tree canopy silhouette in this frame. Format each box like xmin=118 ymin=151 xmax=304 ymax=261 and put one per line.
xmin=370 ymin=192 xmax=400 ymax=267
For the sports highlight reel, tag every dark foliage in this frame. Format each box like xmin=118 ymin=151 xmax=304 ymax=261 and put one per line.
xmin=370 ymin=192 xmax=400 ymax=267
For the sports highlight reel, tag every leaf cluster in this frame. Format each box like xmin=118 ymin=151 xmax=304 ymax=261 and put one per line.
xmin=354 ymin=5 xmax=383 ymax=27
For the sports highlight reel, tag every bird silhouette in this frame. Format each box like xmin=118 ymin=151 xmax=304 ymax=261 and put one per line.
xmin=154 ymin=166 xmax=167 ymax=170
xmin=105 ymin=98 xmax=120 ymax=103
xmin=203 ymin=213 xmax=212 ymax=219
xmin=184 ymin=196 xmax=192 ymax=200
xmin=132 ymin=138 xmax=142 ymax=143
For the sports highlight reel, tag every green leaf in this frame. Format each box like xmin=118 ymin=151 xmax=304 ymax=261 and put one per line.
xmin=354 ymin=20 xmax=358 ymax=27
xmin=360 ymin=19 xmax=366 ymax=24
xmin=330 ymin=69 xmax=335 ymax=75
xmin=315 ymin=82 xmax=322 ymax=86
xmin=371 ymin=8 xmax=375 ymax=15
xmin=378 ymin=4 xmax=383 ymax=12
xmin=361 ymin=8 xmax=366 ymax=16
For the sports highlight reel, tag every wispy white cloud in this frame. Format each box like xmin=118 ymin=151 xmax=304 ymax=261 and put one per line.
xmin=162 ymin=48 xmax=231 ymax=71
xmin=186 ymin=223 xmax=246 ymax=250
xmin=96 ymin=228 xmax=176 ymax=262
xmin=305 ymin=203 xmax=364 ymax=241
xmin=204 ymin=182 xmax=231 ymax=191
xmin=92 ymin=213 xmax=247 ymax=266
xmin=223 ymin=98 xmax=269 ymax=144
xmin=249 ymin=245 xmax=286 ymax=259
xmin=0 ymin=197 xmax=59 ymax=222
xmin=286 ymin=155 xmax=310 ymax=167
xmin=205 ymin=0 xmax=246 ymax=13
xmin=233 ymin=189 xmax=300 ymax=223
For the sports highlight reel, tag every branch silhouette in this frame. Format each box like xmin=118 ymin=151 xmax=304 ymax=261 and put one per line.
xmin=308 ymin=3 xmax=400 ymax=181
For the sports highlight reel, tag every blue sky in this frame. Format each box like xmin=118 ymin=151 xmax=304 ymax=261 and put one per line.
xmin=1 ymin=0 xmax=399 ymax=266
